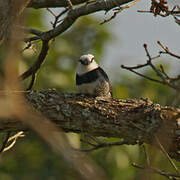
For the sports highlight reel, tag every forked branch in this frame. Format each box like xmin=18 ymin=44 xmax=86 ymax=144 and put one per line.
xmin=121 ymin=42 xmax=180 ymax=91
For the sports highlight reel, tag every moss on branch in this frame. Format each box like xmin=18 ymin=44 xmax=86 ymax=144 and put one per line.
xmin=0 ymin=90 xmax=180 ymax=161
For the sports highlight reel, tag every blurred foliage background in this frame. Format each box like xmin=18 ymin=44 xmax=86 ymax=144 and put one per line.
xmin=0 ymin=7 xmax=179 ymax=180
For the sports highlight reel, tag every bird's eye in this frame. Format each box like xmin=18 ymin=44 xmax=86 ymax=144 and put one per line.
xmin=91 ymin=57 xmax=94 ymax=62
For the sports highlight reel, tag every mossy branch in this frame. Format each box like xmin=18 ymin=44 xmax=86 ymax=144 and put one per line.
xmin=0 ymin=90 xmax=180 ymax=161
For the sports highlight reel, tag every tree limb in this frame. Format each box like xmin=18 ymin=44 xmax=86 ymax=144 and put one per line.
xmin=132 ymin=163 xmax=180 ymax=179
xmin=28 ymin=0 xmax=88 ymax=9
xmin=26 ymin=0 xmax=135 ymax=42
xmin=19 ymin=40 xmax=49 ymax=80
xmin=0 ymin=90 xmax=180 ymax=162
xmin=121 ymin=43 xmax=180 ymax=91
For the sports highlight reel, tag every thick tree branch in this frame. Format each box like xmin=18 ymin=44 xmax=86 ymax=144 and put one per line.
xmin=26 ymin=0 xmax=135 ymax=42
xmin=0 ymin=0 xmax=31 ymax=42
xmin=28 ymin=0 xmax=88 ymax=8
xmin=1 ymin=90 xmax=180 ymax=161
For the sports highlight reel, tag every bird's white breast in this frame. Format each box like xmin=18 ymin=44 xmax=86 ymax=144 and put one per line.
xmin=77 ymin=80 xmax=99 ymax=95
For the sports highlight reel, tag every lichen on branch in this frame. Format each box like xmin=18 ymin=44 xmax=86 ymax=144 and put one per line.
xmin=0 ymin=90 xmax=179 ymax=161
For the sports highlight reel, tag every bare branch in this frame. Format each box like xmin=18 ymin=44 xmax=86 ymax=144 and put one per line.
xmin=26 ymin=0 xmax=136 ymax=42
xmin=174 ymin=16 xmax=180 ymax=26
xmin=46 ymin=8 xmax=69 ymax=28
xmin=0 ymin=131 xmax=25 ymax=153
xmin=79 ymin=139 xmax=128 ymax=152
xmin=155 ymin=136 xmax=180 ymax=176
xmin=121 ymin=64 xmax=164 ymax=84
xmin=0 ymin=132 xmax=10 ymax=153
xmin=7 ymin=131 xmax=25 ymax=142
xmin=142 ymin=145 xmax=150 ymax=167
xmin=158 ymin=40 xmax=180 ymax=59
xmin=100 ymin=0 xmax=139 ymax=24
xmin=132 ymin=163 xmax=180 ymax=179
xmin=19 ymin=40 xmax=49 ymax=81
xmin=21 ymin=41 xmax=32 ymax=53
xmin=143 ymin=44 xmax=166 ymax=82
xmin=26 ymin=73 xmax=36 ymax=90
xmin=3 ymin=131 xmax=25 ymax=152
xmin=121 ymin=43 xmax=180 ymax=91
xmin=25 ymin=28 xmax=43 ymax=37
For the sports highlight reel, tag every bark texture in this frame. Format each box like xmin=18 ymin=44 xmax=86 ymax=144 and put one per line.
xmin=27 ymin=0 xmax=134 ymax=42
xmin=0 ymin=0 xmax=30 ymax=42
xmin=0 ymin=90 xmax=180 ymax=161
xmin=28 ymin=0 xmax=88 ymax=8
xmin=0 ymin=0 xmax=11 ymax=42
xmin=28 ymin=0 xmax=135 ymax=9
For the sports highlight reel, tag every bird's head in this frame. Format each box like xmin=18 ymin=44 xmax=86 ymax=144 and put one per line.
xmin=77 ymin=54 xmax=98 ymax=75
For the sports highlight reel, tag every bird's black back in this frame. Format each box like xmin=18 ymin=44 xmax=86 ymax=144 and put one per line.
xmin=76 ymin=67 xmax=109 ymax=85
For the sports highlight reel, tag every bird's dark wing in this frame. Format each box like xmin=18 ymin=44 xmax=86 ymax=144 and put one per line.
xmin=76 ymin=68 xmax=99 ymax=85
xmin=76 ymin=67 xmax=113 ymax=97
xmin=98 ymin=67 xmax=113 ymax=97
xmin=98 ymin=67 xmax=109 ymax=81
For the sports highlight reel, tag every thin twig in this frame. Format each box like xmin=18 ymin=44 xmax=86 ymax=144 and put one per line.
xmin=143 ymin=44 xmax=166 ymax=82
xmin=132 ymin=163 xmax=180 ymax=179
xmin=66 ymin=0 xmax=73 ymax=9
xmin=137 ymin=10 xmax=180 ymax=17
xmin=7 ymin=131 xmax=25 ymax=142
xmin=100 ymin=0 xmax=139 ymax=24
xmin=158 ymin=41 xmax=180 ymax=59
xmin=174 ymin=16 xmax=180 ymax=26
xmin=121 ymin=64 xmax=164 ymax=84
xmin=155 ymin=135 xmax=180 ymax=176
xmin=26 ymin=73 xmax=36 ymax=90
xmin=53 ymin=8 xmax=68 ymax=28
xmin=20 ymin=40 xmax=49 ymax=81
xmin=121 ymin=43 xmax=180 ymax=91
xmin=0 ymin=132 xmax=11 ymax=153
xmin=25 ymin=28 xmax=43 ymax=37
xmin=46 ymin=8 xmax=57 ymax=17
xmin=3 ymin=139 xmax=17 ymax=152
xmin=142 ymin=145 xmax=150 ymax=166
xmin=24 ymin=36 xmax=40 ymax=43
xmin=46 ymin=8 xmax=69 ymax=32
xmin=0 ymin=131 xmax=25 ymax=153
xmin=46 ymin=8 xmax=69 ymax=28
xmin=123 ymin=55 xmax=160 ymax=70
xmin=79 ymin=140 xmax=128 ymax=152
xmin=3 ymin=131 xmax=25 ymax=152
xmin=21 ymin=42 xmax=32 ymax=53
xmin=160 ymin=65 xmax=170 ymax=79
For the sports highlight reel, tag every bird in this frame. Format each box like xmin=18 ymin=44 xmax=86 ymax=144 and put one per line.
xmin=76 ymin=54 xmax=112 ymax=97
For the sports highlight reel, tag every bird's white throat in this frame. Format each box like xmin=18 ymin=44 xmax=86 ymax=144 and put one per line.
xmin=77 ymin=61 xmax=99 ymax=75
